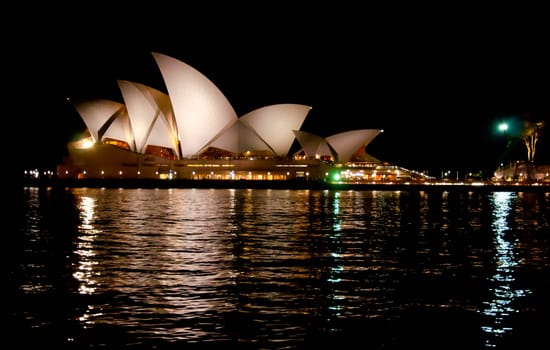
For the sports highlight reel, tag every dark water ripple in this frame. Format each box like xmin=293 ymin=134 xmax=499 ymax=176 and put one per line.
xmin=8 ymin=187 xmax=550 ymax=349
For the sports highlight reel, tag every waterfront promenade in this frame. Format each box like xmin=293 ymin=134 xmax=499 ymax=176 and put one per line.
xmin=21 ymin=177 xmax=550 ymax=192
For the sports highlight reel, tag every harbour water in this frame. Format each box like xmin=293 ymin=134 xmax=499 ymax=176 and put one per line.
xmin=8 ymin=187 xmax=550 ymax=349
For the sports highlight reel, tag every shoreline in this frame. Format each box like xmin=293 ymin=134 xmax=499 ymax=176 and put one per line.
xmin=21 ymin=178 xmax=550 ymax=192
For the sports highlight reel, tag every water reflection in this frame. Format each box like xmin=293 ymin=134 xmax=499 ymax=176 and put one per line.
xmin=327 ymin=191 xmax=343 ymax=325
xmin=74 ymin=195 xmax=99 ymax=295
xmin=71 ymin=188 xmax=240 ymax=342
xmin=74 ymin=195 xmax=102 ymax=326
xmin=12 ymin=187 xmax=550 ymax=349
xmin=480 ymin=191 xmax=532 ymax=348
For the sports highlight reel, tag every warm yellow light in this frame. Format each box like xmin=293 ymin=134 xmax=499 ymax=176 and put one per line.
xmin=76 ymin=137 xmax=95 ymax=149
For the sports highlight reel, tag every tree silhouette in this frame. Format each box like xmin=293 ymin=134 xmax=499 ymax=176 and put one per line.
xmin=521 ymin=119 xmax=544 ymax=163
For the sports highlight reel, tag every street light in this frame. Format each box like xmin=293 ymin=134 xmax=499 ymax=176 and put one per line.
xmin=496 ymin=121 xmax=512 ymax=167
xmin=498 ymin=122 xmax=509 ymax=133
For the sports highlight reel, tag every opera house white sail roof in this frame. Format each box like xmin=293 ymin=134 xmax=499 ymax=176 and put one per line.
xmin=152 ymin=52 xmax=239 ymax=158
xmin=293 ymin=129 xmax=382 ymax=163
xmin=118 ymin=80 xmax=178 ymax=156
xmin=69 ymin=52 xmax=382 ymax=165
xmin=74 ymin=99 xmax=129 ymax=147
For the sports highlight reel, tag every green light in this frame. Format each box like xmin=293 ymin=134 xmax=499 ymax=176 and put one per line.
xmin=495 ymin=117 xmax=521 ymax=137
xmin=332 ymin=173 xmax=341 ymax=181
xmin=498 ymin=122 xmax=509 ymax=132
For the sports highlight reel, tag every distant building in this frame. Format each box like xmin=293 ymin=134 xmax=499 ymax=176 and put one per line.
xmin=57 ymin=53 xmax=430 ymax=183
xmin=493 ymin=161 xmax=550 ymax=183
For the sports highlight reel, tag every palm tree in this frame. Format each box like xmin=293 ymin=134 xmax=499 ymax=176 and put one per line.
xmin=521 ymin=119 xmax=544 ymax=163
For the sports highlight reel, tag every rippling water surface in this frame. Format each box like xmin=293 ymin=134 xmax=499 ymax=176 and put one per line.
xmin=8 ymin=187 xmax=550 ymax=349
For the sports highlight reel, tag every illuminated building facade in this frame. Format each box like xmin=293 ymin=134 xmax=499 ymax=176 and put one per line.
xmin=57 ymin=53 xmax=430 ymax=183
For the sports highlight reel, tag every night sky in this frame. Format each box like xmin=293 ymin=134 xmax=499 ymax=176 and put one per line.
xmin=8 ymin=5 xmax=550 ymax=177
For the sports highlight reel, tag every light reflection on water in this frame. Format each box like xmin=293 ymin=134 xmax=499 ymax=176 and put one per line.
xmin=12 ymin=187 xmax=550 ymax=349
xmin=480 ymin=192 xmax=533 ymax=348
xmin=74 ymin=195 xmax=99 ymax=296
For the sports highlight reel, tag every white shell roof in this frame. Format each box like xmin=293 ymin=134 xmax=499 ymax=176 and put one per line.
xmin=101 ymin=108 xmax=133 ymax=149
xmin=325 ymin=129 xmax=382 ymax=163
xmin=71 ymin=53 xmax=380 ymax=162
xmin=118 ymin=80 xmax=179 ymax=156
xmin=240 ymin=104 xmax=312 ymax=158
xmin=73 ymin=99 xmax=126 ymax=143
xmin=293 ymin=130 xmax=334 ymax=158
xmin=205 ymin=120 xmax=272 ymax=155
xmin=152 ymin=52 xmax=238 ymax=158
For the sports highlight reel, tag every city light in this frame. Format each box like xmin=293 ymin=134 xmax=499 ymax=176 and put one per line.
xmin=498 ymin=122 xmax=509 ymax=133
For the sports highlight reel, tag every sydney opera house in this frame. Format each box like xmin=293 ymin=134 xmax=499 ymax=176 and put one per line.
xmin=57 ymin=52 xmax=429 ymax=184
